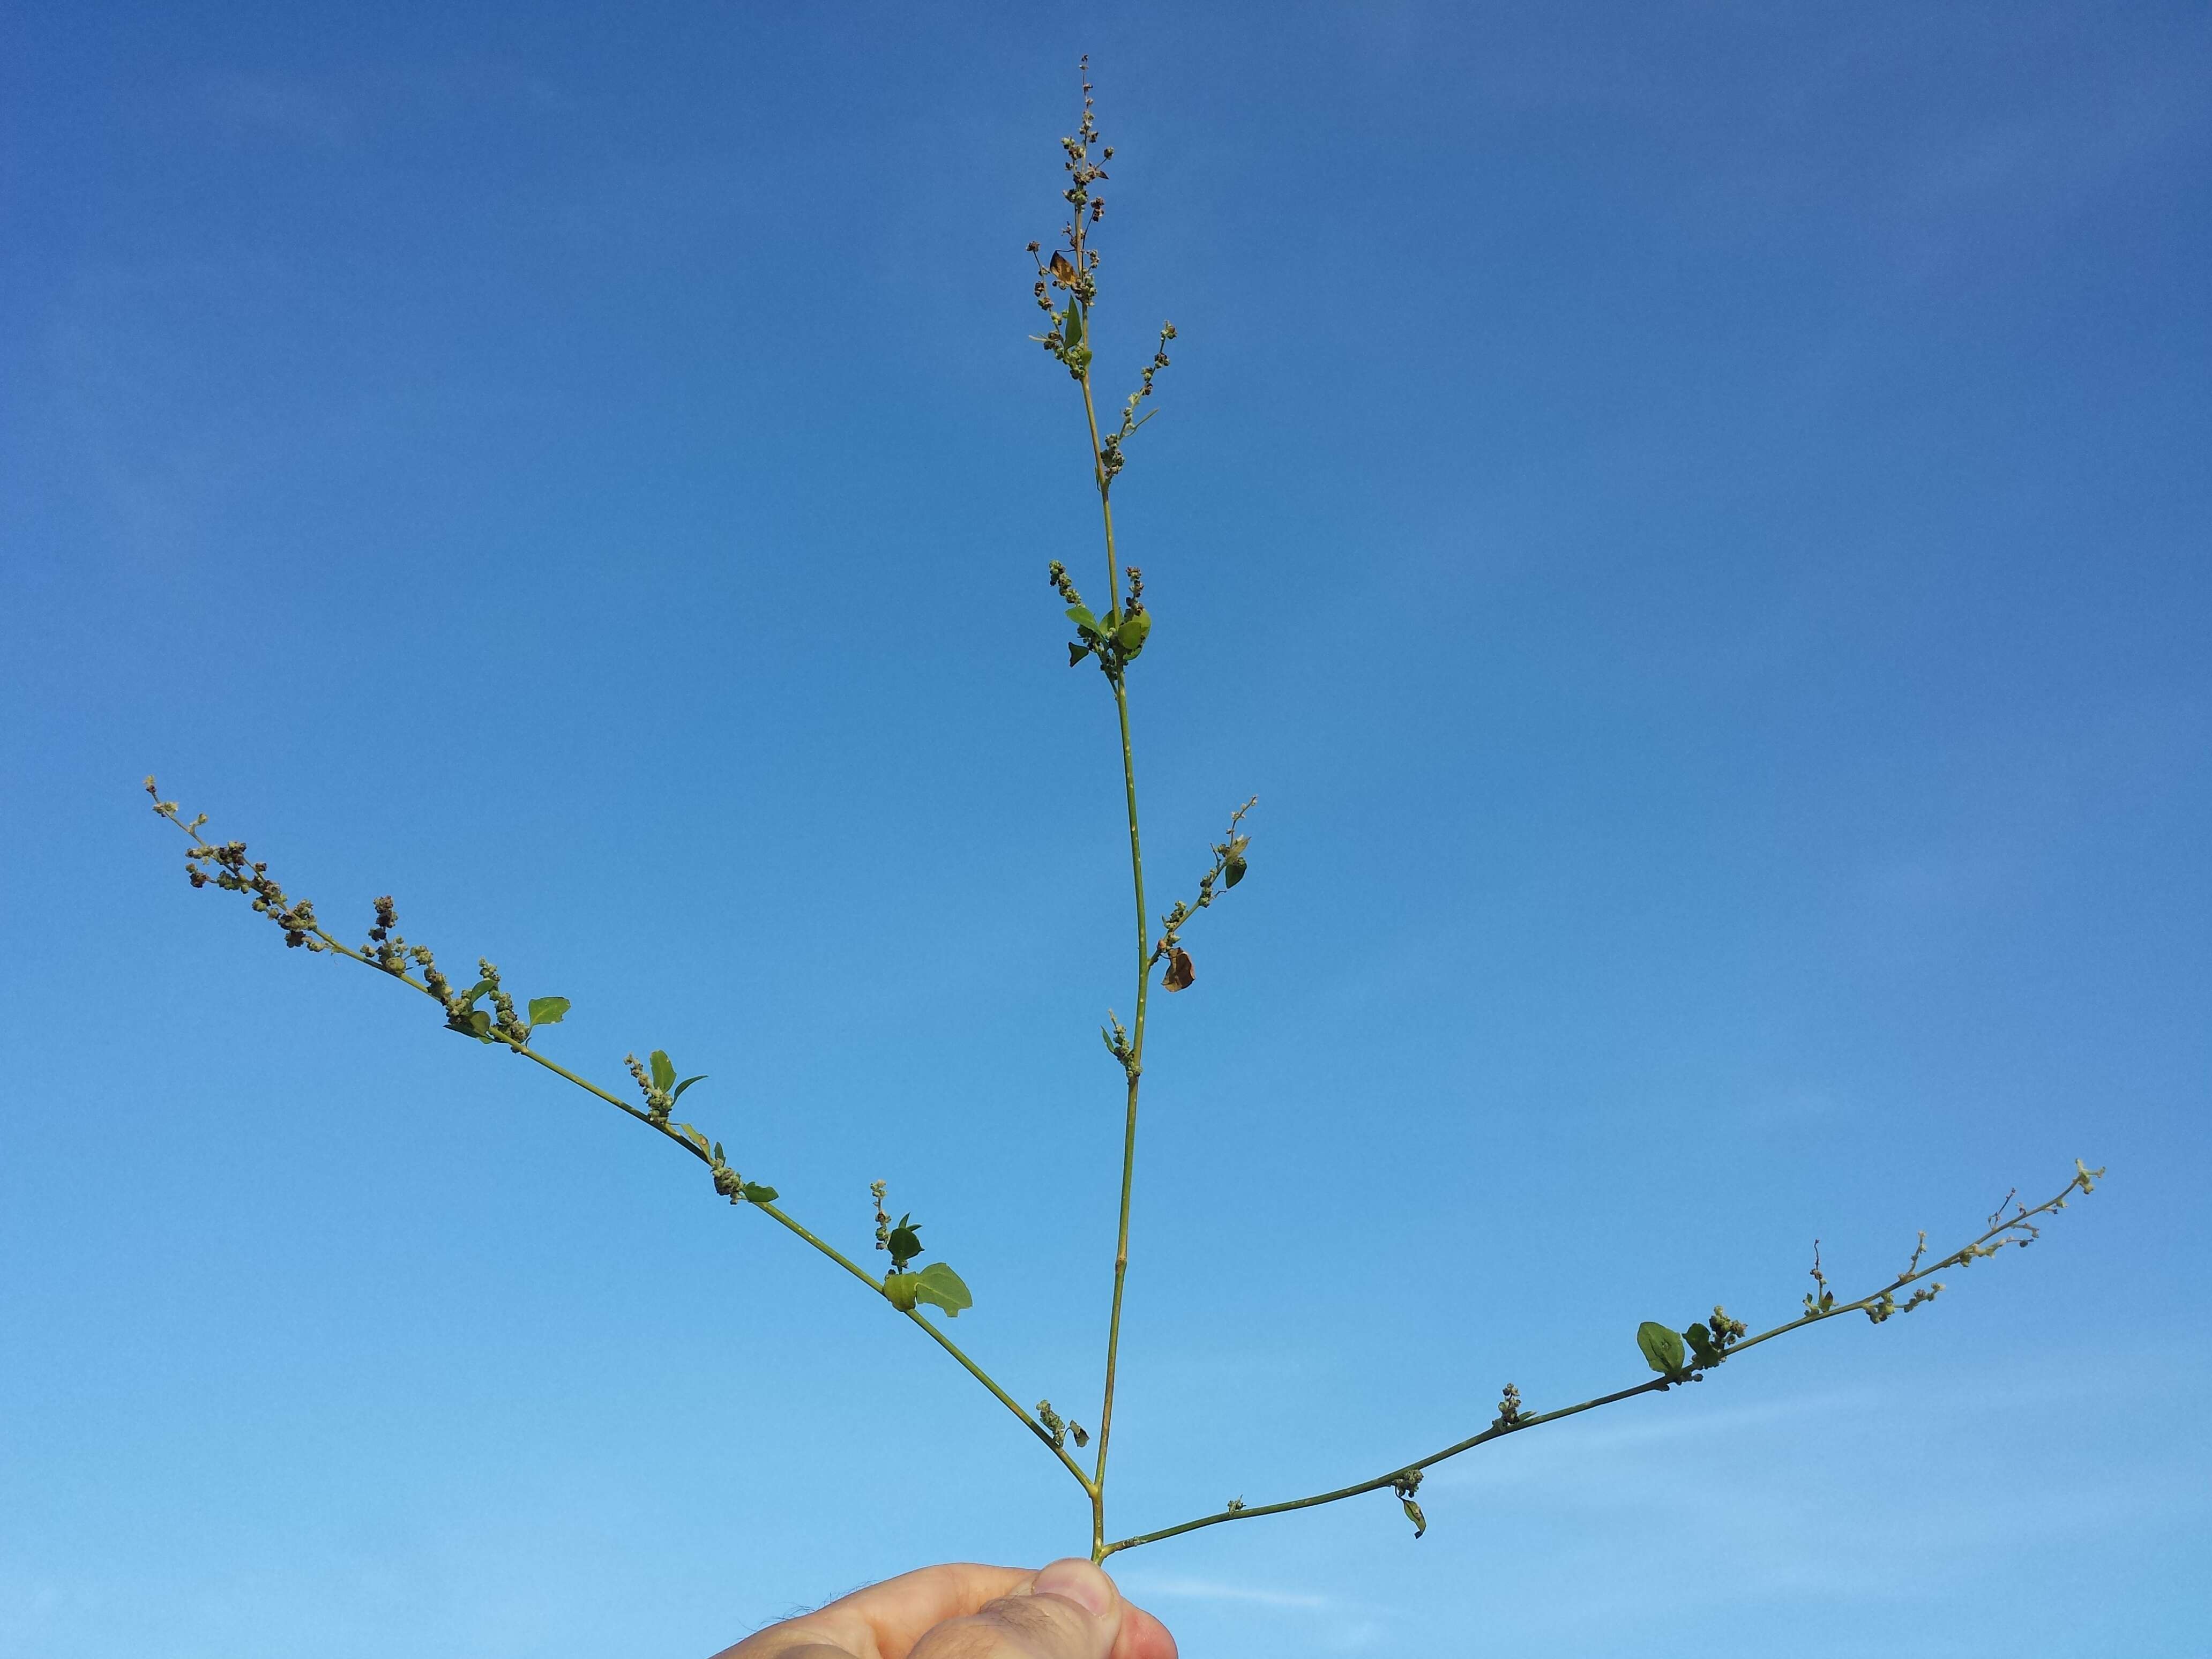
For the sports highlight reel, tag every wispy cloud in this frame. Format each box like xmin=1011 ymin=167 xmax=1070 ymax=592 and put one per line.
xmin=192 ymin=63 xmax=567 ymax=152
xmin=1119 ymin=1577 xmax=1392 ymax=1655
xmin=1120 ymin=1574 xmax=1340 ymax=1611
xmin=1424 ymin=1387 xmax=1867 ymax=1491
xmin=197 ymin=72 xmax=357 ymax=147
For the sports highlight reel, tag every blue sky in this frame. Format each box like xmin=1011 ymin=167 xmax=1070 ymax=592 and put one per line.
xmin=3 ymin=4 xmax=2208 ymax=1656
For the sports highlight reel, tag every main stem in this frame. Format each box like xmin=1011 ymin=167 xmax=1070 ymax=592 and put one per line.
xmin=1080 ymin=363 xmax=1150 ymax=1563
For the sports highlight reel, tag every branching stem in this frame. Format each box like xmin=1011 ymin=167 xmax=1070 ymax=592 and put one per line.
xmin=147 ymin=803 xmax=1095 ymax=1498
xmin=150 ymin=68 xmax=2102 ymax=1577
xmin=1098 ymin=1168 xmax=2096 ymax=1556
xmin=1079 ymin=361 xmax=1153 ymax=1561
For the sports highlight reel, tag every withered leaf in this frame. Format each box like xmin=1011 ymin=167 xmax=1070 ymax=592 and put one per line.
xmin=1162 ymin=948 xmax=1195 ymax=992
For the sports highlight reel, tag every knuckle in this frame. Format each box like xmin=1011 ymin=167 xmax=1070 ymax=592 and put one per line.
xmin=909 ymin=1594 xmax=1087 ymax=1659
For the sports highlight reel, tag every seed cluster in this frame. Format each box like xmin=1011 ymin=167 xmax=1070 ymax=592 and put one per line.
xmin=1035 ymin=1399 xmax=1091 ymax=1452
xmin=1492 ymin=1382 xmax=1526 ymax=1430
xmin=151 ymin=779 xmax=325 ymax=951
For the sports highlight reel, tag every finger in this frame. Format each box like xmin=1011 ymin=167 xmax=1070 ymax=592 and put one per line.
xmin=711 ymin=1560 xmax=1179 ymax=1659
xmin=715 ymin=1563 xmax=1036 ymax=1658
xmin=1110 ymin=1601 xmax=1178 ymax=1659
xmin=907 ymin=1558 xmax=1123 ymax=1659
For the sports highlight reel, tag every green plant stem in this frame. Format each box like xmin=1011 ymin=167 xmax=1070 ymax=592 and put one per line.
xmin=186 ymin=869 xmax=1100 ymax=1499
xmin=753 ymin=1200 xmax=1098 ymax=1494
xmin=1098 ymin=1168 xmax=2095 ymax=1557
xmin=520 ymin=1051 xmax=1096 ymax=1494
xmin=1078 ymin=363 xmax=1153 ymax=1561
xmin=1100 ymin=1379 xmax=1673 ymax=1557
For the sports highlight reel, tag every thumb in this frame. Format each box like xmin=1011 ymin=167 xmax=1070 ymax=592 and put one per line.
xmin=908 ymin=1558 xmax=1123 ymax=1659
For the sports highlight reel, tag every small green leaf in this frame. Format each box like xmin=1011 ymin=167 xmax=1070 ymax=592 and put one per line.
xmin=1684 ymin=1322 xmax=1723 ymax=1366
xmin=1063 ymin=302 xmax=1085 ymax=350
xmin=912 ymin=1261 xmax=973 ymax=1318
xmin=883 ymin=1273 xmax=922 ymax=1312
xmin=462 ymin=980 xmax=496 ymax=1007
xmin=467 ymin=1010 xmax=495 ymax=1042
xmin=740 ymin=1182 xmax=779 ymax=1204
xmin=1066 ymin=604 xmax=1099 ymax=636
xmin=1402 ymin=1498 xmax=1428 ymax=1539
xmin=1636 ymin=1320 xmax=1688 ymax=1375
xmin=1223 ymin=835 xmax=1250 ymax=887
xmin=649 ymin=1050 xmax=676 ymax=1093
xmin=671 ymin=1074 xmax=706 ymax=1102
xmin=1068 ymin=641 xmax=1089 ymax=668
xmin=527 ymin=996 xmax=570 ymax=1026
xmin=887 ymin=1216 xmax=923 ymax=1272
xmin=1116 ymin=610 xmax=1152 ymax=656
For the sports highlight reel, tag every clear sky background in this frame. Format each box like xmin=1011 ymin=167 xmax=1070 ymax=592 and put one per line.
xmin=3 ymin=5 xmax=2208 ymax=1657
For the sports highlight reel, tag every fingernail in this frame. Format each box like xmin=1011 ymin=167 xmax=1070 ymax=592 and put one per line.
xmin=1033 ymin=1557 xmax=1117 ymax=1620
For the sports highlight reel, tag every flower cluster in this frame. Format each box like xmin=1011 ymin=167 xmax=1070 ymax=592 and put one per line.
xmin=1492 ymin=1381 xmax=1526 ymax=1430
xmin=151 ymin=779 xmax=325 ymax=951
xmin=1036 ymin=1399 xmax=1090 ymax=1452
xmin=625 ymin=1052 xmax=674 ymax=1121
xmin=1097 ymin=324 xmax=1176 ymax=487
xmin=1151 ymin=798 xmax=1258 ymax=995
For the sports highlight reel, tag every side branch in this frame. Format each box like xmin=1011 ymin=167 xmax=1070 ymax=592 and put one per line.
xmin=1100 ymin=1164 xmax=2102 ymax=1557
xmin=145 ymin=784 xmax=1096 ymax=1499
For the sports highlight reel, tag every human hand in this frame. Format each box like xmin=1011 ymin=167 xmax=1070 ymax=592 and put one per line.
xmin=713 ymin=1558 xmax=1178 ymax=1659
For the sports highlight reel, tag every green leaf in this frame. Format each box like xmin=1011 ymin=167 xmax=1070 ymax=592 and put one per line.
xmin=671 ymin=1074 xmax=706 ymax=1102
xmin=1684 ymin=1322 xmax=1723 ymax=1366
xmin=462 ymin=980 xmax=496 ymax=1007
xmin=1063 ymin=302 xmax=1085 ymax=350
xmin=649 ymin=1050 xmax=676 ymax=1093
xmin=1067 ymin=641 xmax=1089 ymax=668
xmin=1222 ymin=854 xmax=1247 ymax=889
xmin=1402 ymin=1498 xmax=1428 ymax=1539
xmin=1115 ymin=609 xmax=1151 ymax=657
xmin=740 ymin=1182 xmax=779 ymax=1204
xmin=887 ymin=1216 xmax=923 ymax=1272
xmin=1636 ymin=1320 xmax=1688 ymax=1375
xmin=912 ymin=1261 xmax=973 ymax=1318
xmin=883 ymin=1273 xmax=922 ymax=1312
xmin=527 ymin=996 xmax=570 ymax=1026
xmin=1066 ymin=604 xmax=1099 ymax=636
